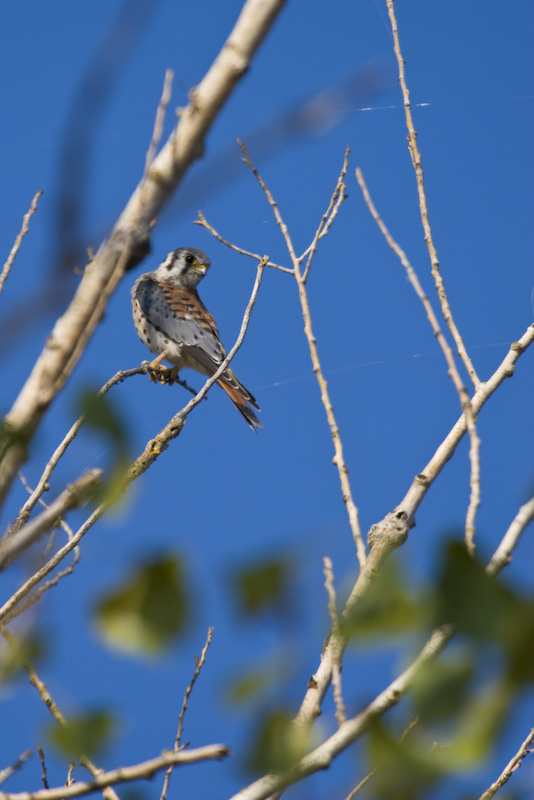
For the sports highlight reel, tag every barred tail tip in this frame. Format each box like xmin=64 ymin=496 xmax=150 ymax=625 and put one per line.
xmin=219 ymin=382 xmax=263 ymax=432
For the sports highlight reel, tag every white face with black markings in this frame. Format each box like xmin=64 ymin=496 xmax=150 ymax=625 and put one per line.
xmin=154 ymin=247 xmax=211 ymax=289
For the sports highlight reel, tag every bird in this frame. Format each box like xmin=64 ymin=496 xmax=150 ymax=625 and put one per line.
xmin=131 ymin=247 xmax=262 ymax=431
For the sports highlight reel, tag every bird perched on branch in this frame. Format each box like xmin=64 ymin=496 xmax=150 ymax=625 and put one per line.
xmin=131 ymin=247 xmax=261 ymax=430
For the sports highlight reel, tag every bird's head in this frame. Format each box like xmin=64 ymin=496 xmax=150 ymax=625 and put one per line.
xmin=155 ymin=247 xmax=211 ymax=289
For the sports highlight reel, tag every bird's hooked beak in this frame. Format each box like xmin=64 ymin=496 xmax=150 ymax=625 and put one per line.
xmin=194 ymin=263 xmax=208 ymax=276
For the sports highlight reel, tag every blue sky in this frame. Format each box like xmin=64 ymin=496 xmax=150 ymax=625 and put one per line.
xmin=1 ymin=1 xmax=533 ymax=798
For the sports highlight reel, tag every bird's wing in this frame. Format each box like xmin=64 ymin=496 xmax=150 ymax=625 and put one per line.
xmin=135 ymin=277 xmax=226 ymax=373
xmin=135 ymin=277 xmax=260 ymax=412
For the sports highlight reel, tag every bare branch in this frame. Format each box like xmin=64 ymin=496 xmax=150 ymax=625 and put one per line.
xmin=294 ymin=323 xmax=534 ymax=731
xmin=0 ymin=751 xmax=32 ymax=787
xmin=323 ymin=558 xmax=345 ymax=726
xmin=0 ymin=0 xmax=288 ymax=510
xmin=13 ymin=367 xmax=147 ymax=533
xmin=385 ymin=0 xmax=479 ymax=388
xmin=231 ymin=625 xmax=454 ymax=800
xmin=355 ymin=167 xmax=481 ymax=552
xmin=478 ymin=726 xmax=534 ymax=800
xmin=2 ymin=548 xmax=81 ymax=626
xmin=396 ymin=326 xmax=534 ymax=527
xmin=0 ymin=628 xmax=120 ymax=800
xmin=302 ymin=145 xmax=350 ymax=281
xmin=487 ymin=495 xmax=534 ymax=577
xmin=238 ymin=143 xmax=367 ymax=567
xmin=37 ymin=747 xmax=48 ymax=791
xmin=160 ymin=628 xmax=215 ymax=800
xmin=143 ymin=69 xmax=174 ymax=181
xmin=344 ymin=773 xmax=374 ymax=799
xmin=0 ymin=508 xmax=98 ymax=625
xmin=0 ymin=191 xmax=43 ymax=296
xmin=238 ymin=140 xmax=301 ymax=266
xmin=0 ymin=471 xmax=102 ymax=571
xmin=234 ymin=493 xmax=532 ymax=800
xmin=0 ymin=745 xmax=230 ymax=800
xmin=195 ymin=211 xmax=292 ymax=273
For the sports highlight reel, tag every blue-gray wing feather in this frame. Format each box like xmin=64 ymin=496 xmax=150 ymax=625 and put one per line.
xmin=135 ymin=277 xmax=227 ymax=372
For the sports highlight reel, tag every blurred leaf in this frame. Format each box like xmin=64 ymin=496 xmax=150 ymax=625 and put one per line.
xmin=93 ymin=455 xmax=132 ymax=511
xmin=123 ymin=790 xmax=149 ymax=800
xmin=78 ymin=389 xmax=127 ymax=448
xmin=94 ymin=555 xmax=188 ymax=655
xmin=411 ymin=656 xmax=473 ymax=722
xmin=247 ymin=710 xmax=309 ymax=773
xmin=0 ymin=420 xmax=31 ymax=455
xmin=226 ymin=665 xmax=273 ymax=705
xmin=366 ymin=721 xmax=442 ymax=800
xmin=341 ymin=558 xmax=418 ymax=641
xmin=0 ymin=632 xmax=46 ymax=683
xmin=503 ymin=605 xmax=534 ymax=685
xmin=435 ymin=543 xmax=520 ymax=641
xmin=232 ymin=557 xmax=293 ymax=617
xmin=434 ymin=543 xmax=534 ymax=685
xmin=438 ymin=679 xmax=512 ymax=768
xmin=47 ymin=711 xmax=115 ymax=759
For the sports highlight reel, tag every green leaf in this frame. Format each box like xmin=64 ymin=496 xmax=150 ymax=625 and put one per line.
xmin=440 ymin=679 xmax=512 ymax=767
xmin=434 ymin=543 xmax=520 ymax=641
xmin=434 ymin=542 xmax=534 ymax=686
xmin=246 ymin=710 xmax=309 ymax=774
xmin=411 ymin=655 xmax=473 ymax=722
xmin=366 ymin=721 xmax=442 ymax=800
xmin=47 ymin=711 xmax=115 ymax=759
xmin=226 ymin=666 xmax=272 ymax=705
xmin=341 ymin=558 xmax=418 ymax=641
xmin=232 ymin=557 xmax=293 ymax=617
xmin=0 ymin=633 xmax=46 ymax=684
xmin=78 ymin=389 xmax=127 ymax=448
xmin=93 ymin=555 xmax=188 ymax=656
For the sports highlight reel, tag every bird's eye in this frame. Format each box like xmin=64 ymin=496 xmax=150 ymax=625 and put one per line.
xmin=185 ymin=253 xmax=195 ymax=265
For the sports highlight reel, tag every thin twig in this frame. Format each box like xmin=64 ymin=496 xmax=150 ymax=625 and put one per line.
xmin=0 ymin=751 xmax=32 ymax=786
xmin=0 ymin=191 xmax=43 ymax=296
xmin=355 ymin=166 xmax=481 ymax=553
xmin=0 ymin=746 xmax=230 ymax=800
xmin=385 ymin=0 xmax=479 ymax=388
xmin=323 ymin=558 xmax=345 ymax=726
xmin=195 ymin=212 xmax=292 ymax=273
xmin=0 ymin=470 xmax=102 ymax=570
xmin=293 ymin=323 xmax=534 ymax=734
xmin=2 ymin=549 xmax=81 ymax=626
xmin=37 ymin=747 xmax=48 ymax=790
xmin=238 ymin=141 xmax=300 ymax=266
xmin=0 ymin=512 xmax=93 ymax=625
xmin=486 ymin=495 xmax=534 ymax=577
xmin=238 ymin=142 xmax=367 ymax=567
xmin=344 ymin=771 xmax=375 ymax=800
xmin=231 ymin=501 xmax=532 ymax=800
xmin=13 ymin=366 xmax=147 ymax=532
xmin=343 ymin=716 xmax=418 ymax=799
xmin=478 ymin=726 xmax=534 ymax=800
xmin=65 ymin=764 xmax=75 ymax=787
xmin=160 ymin=628 xmax=215 ymax=800
xmin=143 ymin=69 xmax=174 ymax=182
xmin=302 ymin=146 xmax=350 ymax=282
xmin=231 ymin=624 xmax=454 ymax=800
xmin=18 ymin=472 xmax=76 ymax=542
xmin=2 ymin=476 xmax=82 ymax=625
xmin=0 ymin=628 xmax=120 ymax=800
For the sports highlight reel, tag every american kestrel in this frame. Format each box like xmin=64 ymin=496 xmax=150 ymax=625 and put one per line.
xmin=131 ymin=247 xmax=262 ymax=430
